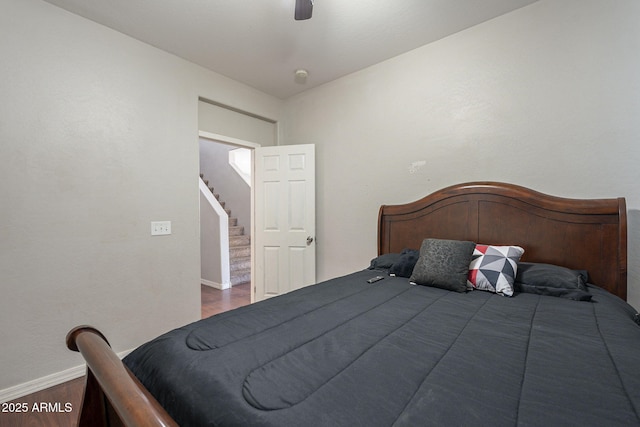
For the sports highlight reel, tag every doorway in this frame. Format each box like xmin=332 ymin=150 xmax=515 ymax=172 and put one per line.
xmin=199 ymin=132 xmax=259 ymax=295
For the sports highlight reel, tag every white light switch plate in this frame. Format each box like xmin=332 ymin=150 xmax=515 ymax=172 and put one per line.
xmin=151 ymin=221 xmax=171 ymax=236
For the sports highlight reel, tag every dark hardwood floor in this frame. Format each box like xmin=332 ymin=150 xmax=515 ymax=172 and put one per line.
xmin=201 ymin=282 xmax=251 ymax=318
xmin=0 ymin=283 xmax=251 ymax=427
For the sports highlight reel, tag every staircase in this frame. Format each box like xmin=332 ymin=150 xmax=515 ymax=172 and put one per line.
xmin=201 ymin=174 xmax=251 ymax=286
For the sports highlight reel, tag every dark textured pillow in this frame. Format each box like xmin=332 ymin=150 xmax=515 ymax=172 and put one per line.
xmin=368 ymin=253 xmax=401 ymax=270
xmin=389 ymin=249 xmax=419 ymax=278
xmin=515 ymin=262 xmax=588 ymax=291
xmin=410 ymin=239 xmax=476 ymax=292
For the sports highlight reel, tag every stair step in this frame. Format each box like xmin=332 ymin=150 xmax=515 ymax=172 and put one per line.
xmin=230 ymin=268 xmax=251 ymax=286
xmin=225 ymin=208 xmax=231 ymax=216
xmin=229 ymin=235 xmax=250 ymax=246
xmin=229 ymin=225 xmax=244 ymax=236
xmin=229 ymin=217 xmax=238 ymax=227
xmin=230 ymin=256 xmax=251 ymax=271
xmin=230 ymin=245 xmax=250 ymax=258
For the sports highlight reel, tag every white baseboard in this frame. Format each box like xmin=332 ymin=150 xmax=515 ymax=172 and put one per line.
xmin=0 ymin=348 xmax=133 ymax=403
xmin=201 ymin=278 xmax=231 ymax=290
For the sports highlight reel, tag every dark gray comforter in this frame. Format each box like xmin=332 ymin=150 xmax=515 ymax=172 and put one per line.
xmin=124 ymin=269 xmax=640 ymax=426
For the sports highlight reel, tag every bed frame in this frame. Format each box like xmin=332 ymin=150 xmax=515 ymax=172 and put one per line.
xmin=378 ymin=181 xmax=627 ymax=300
xmin=67 ymin=181 xmax=627 ymax=426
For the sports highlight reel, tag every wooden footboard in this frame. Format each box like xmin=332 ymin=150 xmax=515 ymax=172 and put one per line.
xmin=66 ymin=326 xmax=178 ymax=427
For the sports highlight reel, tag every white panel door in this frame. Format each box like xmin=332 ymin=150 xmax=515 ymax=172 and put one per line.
xmin=254 ymin=144 xmax=315 ymax=301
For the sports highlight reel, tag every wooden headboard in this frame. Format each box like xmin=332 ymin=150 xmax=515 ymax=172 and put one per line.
xmin=378 ymin=182 xmax=627 ymax=300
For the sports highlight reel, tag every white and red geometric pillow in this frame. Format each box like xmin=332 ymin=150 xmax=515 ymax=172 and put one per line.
xmin=467 ymin=245 xmax=524 ymax=296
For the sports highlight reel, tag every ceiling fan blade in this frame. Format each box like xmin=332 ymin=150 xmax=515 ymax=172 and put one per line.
xmin=295 ymin=0 xmax=313 ymax=20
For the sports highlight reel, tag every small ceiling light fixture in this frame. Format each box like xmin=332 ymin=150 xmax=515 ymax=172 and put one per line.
xmin=295 ymin=0 xmax=314 ymax=20
xmin=294 ymin=69 xmax=309 ymax=84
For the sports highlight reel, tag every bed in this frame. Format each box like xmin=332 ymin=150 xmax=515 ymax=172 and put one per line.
xmin=66 ymin=181 xmax=640 ymax=427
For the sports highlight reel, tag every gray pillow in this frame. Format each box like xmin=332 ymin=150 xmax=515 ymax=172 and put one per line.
xmin=410 ymin=238 xmax=476 ymax=292
xmin=515 ymin=262 xmax=588 ymax=291
xmin=368 ymin=253 xmax=401 ymax=270
xmin=514 ymin=262 xmax=591 ymax=301
xmin=389 ymin=249 xmax=420 ymax=278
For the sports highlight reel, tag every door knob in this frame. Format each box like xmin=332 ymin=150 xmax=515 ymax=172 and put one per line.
xmin=306 ymin=236 xmax=314 ymax=245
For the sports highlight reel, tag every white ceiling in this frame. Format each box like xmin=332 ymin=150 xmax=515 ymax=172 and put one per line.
xmin=42 ymin=0 xmax=539 ymax=99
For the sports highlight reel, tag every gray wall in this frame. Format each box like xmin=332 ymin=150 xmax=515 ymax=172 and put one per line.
xmin=281 ymin=0 xmax=640 ymax=310
xmin=0 ymin=0 xmax=281 ymax=396
xmin=198 ymin=101 xmax=277 ymax=147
